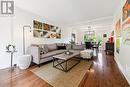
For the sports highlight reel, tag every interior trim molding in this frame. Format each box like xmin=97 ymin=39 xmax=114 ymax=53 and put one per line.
xmin=114 ymin=57 xmax=130 ymax=85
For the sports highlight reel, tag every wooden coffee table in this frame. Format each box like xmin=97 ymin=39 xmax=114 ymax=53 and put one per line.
xmin=53 ymin=50 xmax=80 ymax=72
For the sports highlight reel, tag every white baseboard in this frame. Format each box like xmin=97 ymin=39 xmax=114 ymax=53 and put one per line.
xmin=114 ymin=57 xmax=130 ymax=85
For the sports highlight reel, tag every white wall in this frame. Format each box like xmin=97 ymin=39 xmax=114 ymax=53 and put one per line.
xmin=0 ymin=7 xmax=69 ymax=69
xmin=113 ymin=0 xmax=130 ymax=84
xmin=0 ymin=17 xmax=13 ymax=69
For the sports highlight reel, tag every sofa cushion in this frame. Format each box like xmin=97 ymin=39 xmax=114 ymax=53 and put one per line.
xmin=45 ymin=44 xmax=57 ymax=52
xmin=40 ymin=50 xmax=65 ymax=59
xmin=72 ymin=45 xmax=85 ymax=50
xmin=56 ymin=43 xmax=65 ymax=46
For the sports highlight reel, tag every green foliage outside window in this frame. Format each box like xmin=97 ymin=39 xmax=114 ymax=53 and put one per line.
xmin=84 ymin=34 xmax=96 ymax=42
xmin=84 ymin=34 xmax=102 ymax=43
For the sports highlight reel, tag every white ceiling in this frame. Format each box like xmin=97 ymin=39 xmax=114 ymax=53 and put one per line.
xmin=15 ymin=0 xmax=119 ymax=26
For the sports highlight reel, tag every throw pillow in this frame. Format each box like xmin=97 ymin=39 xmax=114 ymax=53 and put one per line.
xmin=39 ymin=45 xmax=48 ymax=54
xmin=46 ymin=44 xmax=57 ymax=52
xmin=39 ymin=47 xmax=44 ymax=55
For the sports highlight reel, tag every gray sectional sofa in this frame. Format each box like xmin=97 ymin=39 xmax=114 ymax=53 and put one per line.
xmin=29 ymin=43 xmax=85 ymax=66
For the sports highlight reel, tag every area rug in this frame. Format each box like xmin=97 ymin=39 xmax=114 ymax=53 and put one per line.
xmin=31 ymin=60 xmax=92 ymax=87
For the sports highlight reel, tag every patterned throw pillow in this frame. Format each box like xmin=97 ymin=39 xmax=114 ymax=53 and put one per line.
xmin=39 ymin=47 xmax=44 ymax=55
xmin=43 ymin=45 xmax=48 ymax=53
xmin=39 ymin=45 xmax=48 ymax=55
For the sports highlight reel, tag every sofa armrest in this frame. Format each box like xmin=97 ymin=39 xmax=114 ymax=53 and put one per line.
xmin=30 ymin=46 xmax=40 ymax=64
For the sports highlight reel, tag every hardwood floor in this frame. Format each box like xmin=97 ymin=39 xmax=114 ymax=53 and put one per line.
xmin=79 ymin=50 xmax=130 ymax=87
xmin=0 ymin=68 xmax=52 ymax=87
xmin=0 ymin=50 xmax=129 ymax=87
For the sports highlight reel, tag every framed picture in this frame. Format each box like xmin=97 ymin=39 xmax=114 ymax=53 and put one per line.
xmin=33 ymin=30 xmax=48 ymax=38
xmin=122 ymin=18 xmax=130 ymax=45
xmin=33 ymin=20 xmax=42 ymax=29
xmin=33 ymin=20 xmax=61 ymax=39
xmin=115 ymin=19 xmax=121 ymax=54
xmin=50 ymin=25 xmax=57 ymax=32
xmin=122 ymin=0 xmax=130 ymax=21
xmin=116 ymin=38 xmax=120 ymax=53
xmin=115 ymin=19 xmax=121 ymax=37
xmin=43 ymin=23 xmax=50 ymax=31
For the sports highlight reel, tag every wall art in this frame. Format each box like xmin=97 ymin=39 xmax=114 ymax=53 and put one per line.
xmin=33 ymin=20 xmax=61 ymax=39
xmin=122 ymin=0 xmax=130 ymax=21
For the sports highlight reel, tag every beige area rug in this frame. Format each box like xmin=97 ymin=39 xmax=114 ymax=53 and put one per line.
xmin=31 ymin=60 xmax=92 ymax=87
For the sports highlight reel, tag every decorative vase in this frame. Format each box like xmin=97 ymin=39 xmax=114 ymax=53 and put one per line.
xmin=18 ymin=55 xmax=31 ymax=70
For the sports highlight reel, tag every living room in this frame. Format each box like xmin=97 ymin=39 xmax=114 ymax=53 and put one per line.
xmin=0 ymin=0 xmax=130 ymax=87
